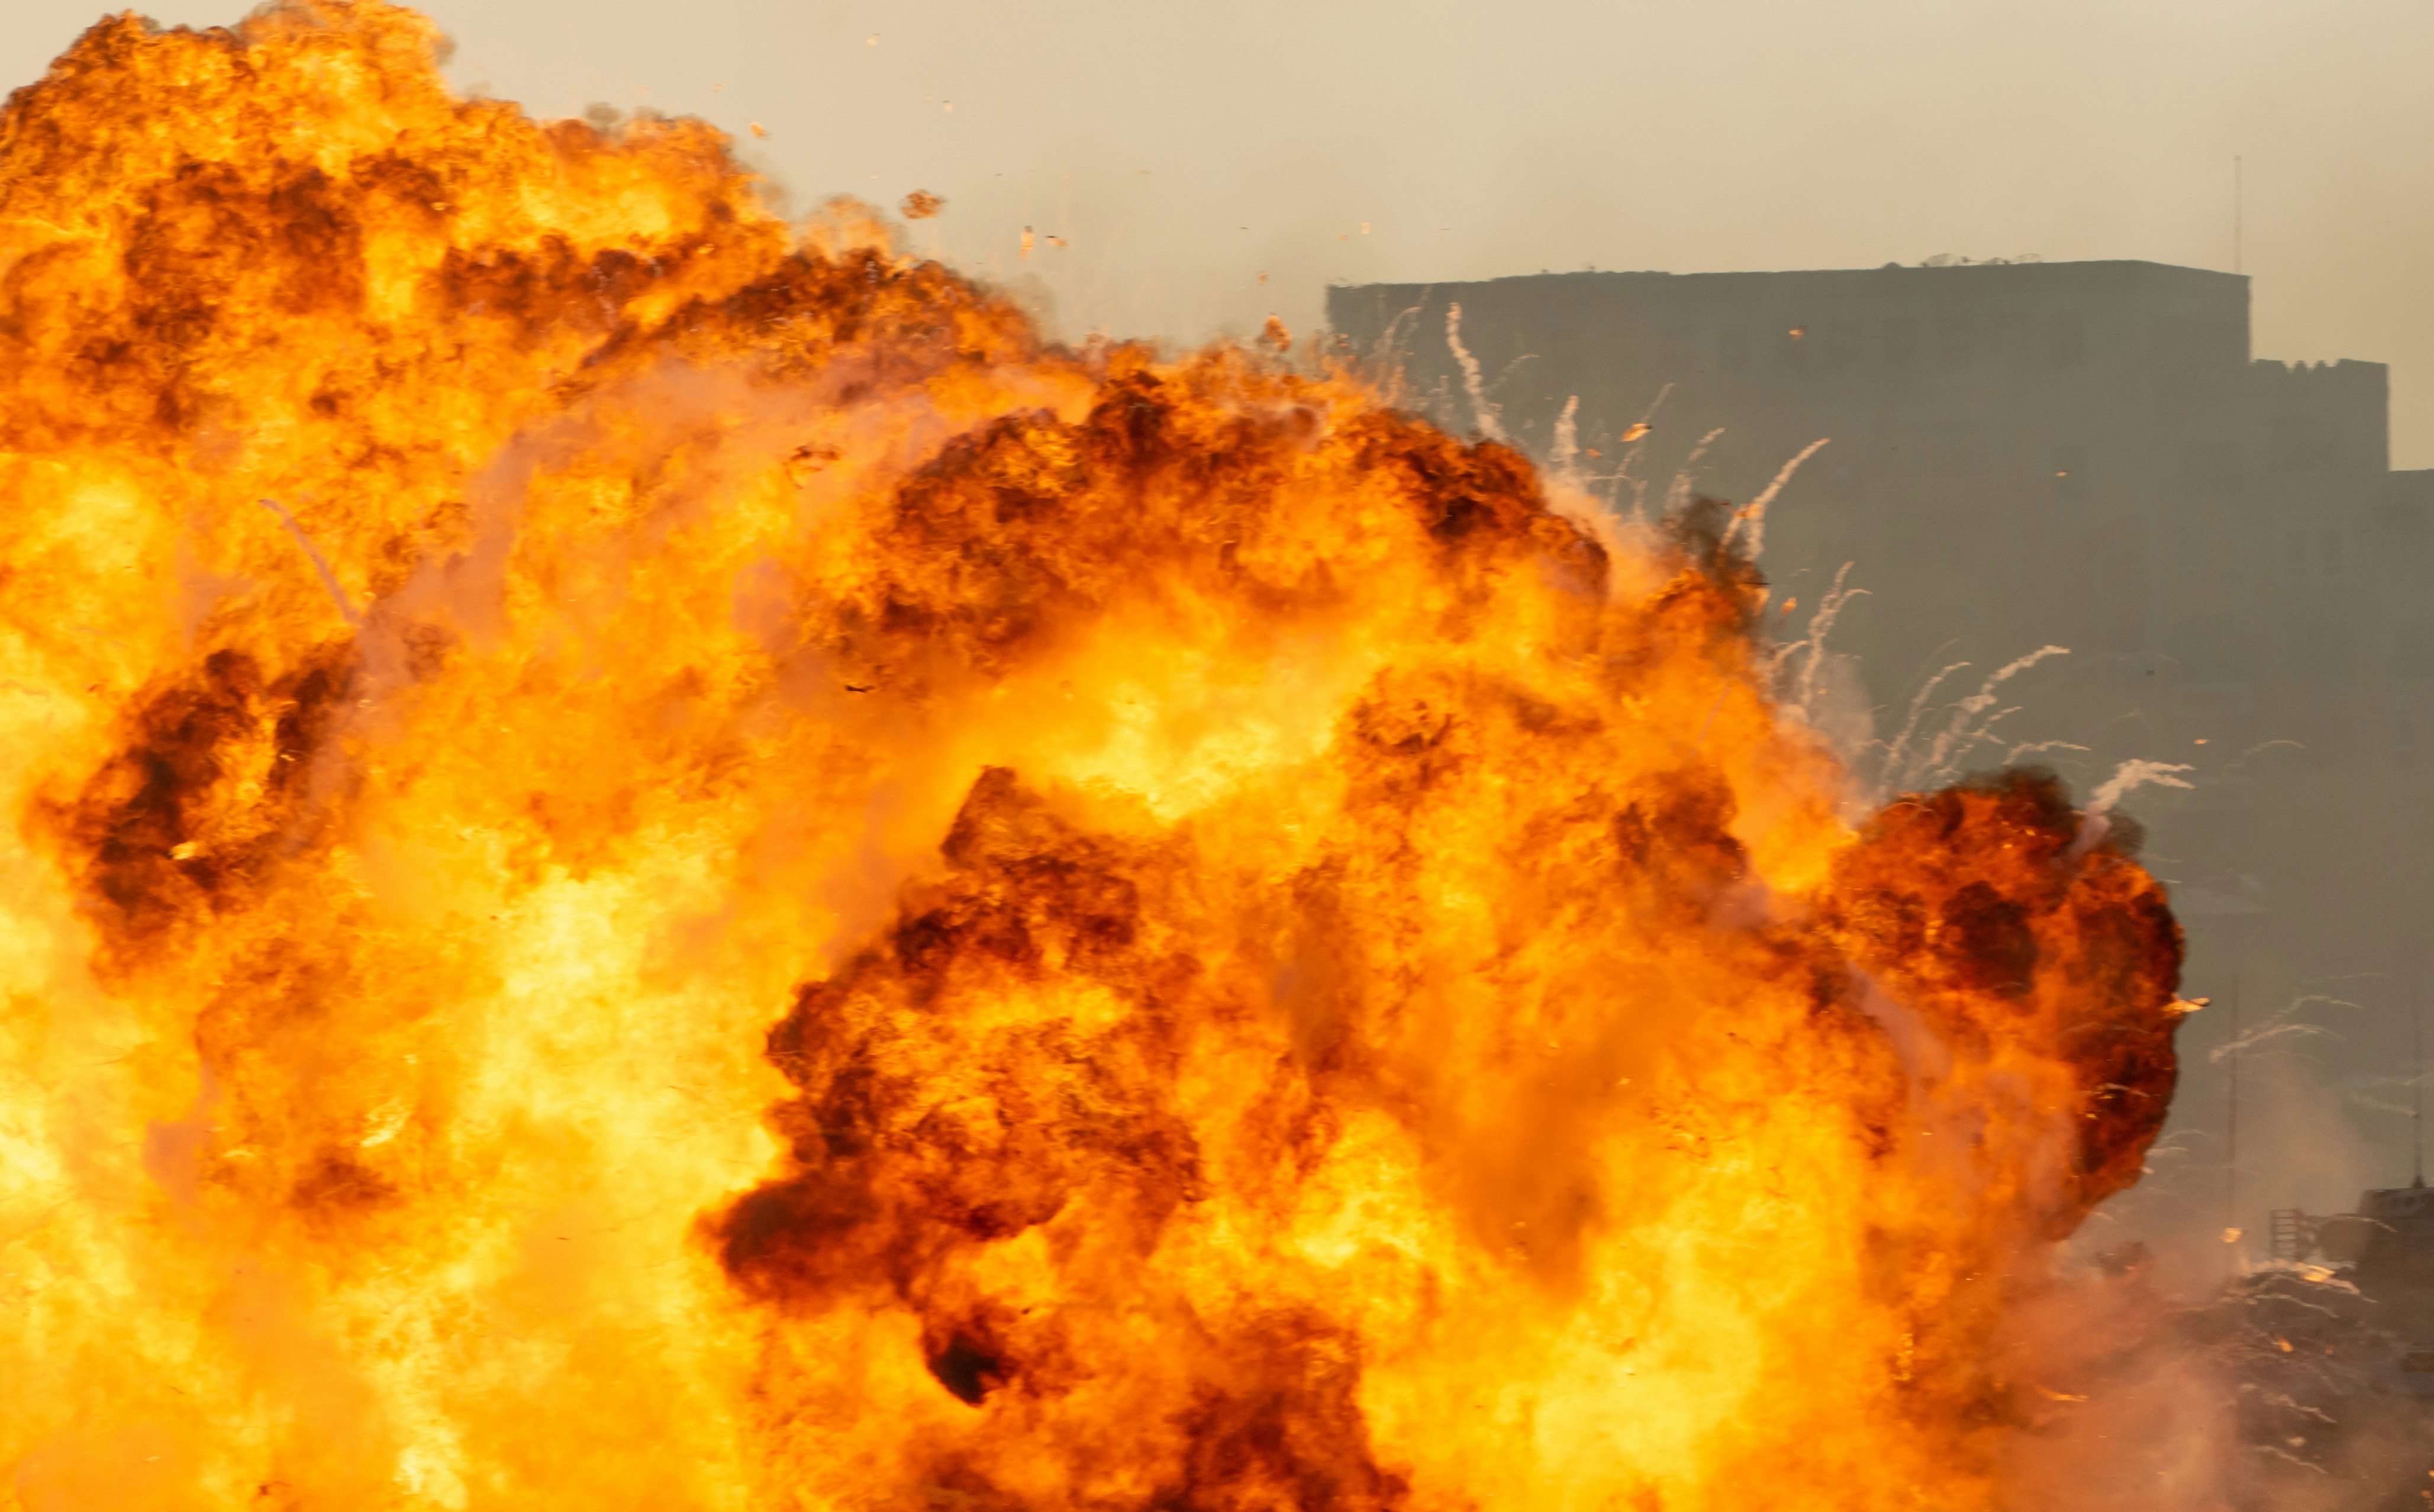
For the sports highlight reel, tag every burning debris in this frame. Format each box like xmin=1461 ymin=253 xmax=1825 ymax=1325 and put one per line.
xmin=2193 ymin=1183 xmax=2434 ymax=1507
xmin=0 ymin=4 xmax=2188 ymax=1508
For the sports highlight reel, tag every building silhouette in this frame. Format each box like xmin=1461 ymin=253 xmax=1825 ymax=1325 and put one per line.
xmin=1328 ymin=260 xmax=2434 ymax=1218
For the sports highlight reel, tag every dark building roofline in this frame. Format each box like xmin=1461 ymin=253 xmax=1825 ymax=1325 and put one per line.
xmin=1330 ymin=259 xmax=2245 ymax=300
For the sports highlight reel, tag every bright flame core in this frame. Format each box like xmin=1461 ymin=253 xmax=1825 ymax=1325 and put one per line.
xmin=0 ymin=7 xmax=2181 ymax=1510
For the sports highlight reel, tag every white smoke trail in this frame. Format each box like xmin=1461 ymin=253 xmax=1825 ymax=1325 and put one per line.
xmin=2067 ymin=757 xmax=2196 ymax=859
xmin=1549 ymin=394 xmax=1581 ymax=485
xmin=1722 ymin=436 xmax=1830 ymax=561
xmin=2088 ymin=757 xmax=2198 ymax=815
xmin=1443 ymin=301 xmax=1506 ymax=443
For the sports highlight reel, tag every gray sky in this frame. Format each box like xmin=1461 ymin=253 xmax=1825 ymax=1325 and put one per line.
xmin=9 ymin=0 xmax=2434 ymax=465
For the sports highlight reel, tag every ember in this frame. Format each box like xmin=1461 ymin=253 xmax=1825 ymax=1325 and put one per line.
xmin=0 ymin=5 xmax=2182 ymax=1507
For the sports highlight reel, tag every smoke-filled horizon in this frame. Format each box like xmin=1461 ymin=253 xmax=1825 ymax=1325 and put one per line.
xmin=9 ymin=0 xmax=2434 ymax=463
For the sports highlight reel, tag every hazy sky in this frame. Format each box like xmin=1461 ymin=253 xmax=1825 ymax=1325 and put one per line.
xmin=9 ymin=0 xmax=2434 ymax=465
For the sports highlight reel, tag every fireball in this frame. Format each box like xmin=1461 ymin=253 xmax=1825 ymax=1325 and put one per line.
xmin=0 ymin=7 xmax=2181 ymax=1509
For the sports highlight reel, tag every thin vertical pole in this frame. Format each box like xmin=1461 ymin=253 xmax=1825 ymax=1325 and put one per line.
xmin=2227 ymin=975 xmax=2242 ymax=1260
xmin=2414 ymin=977 xmax=2425 ymax=1188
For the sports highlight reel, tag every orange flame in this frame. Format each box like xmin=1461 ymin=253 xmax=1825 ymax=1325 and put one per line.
xmin=0 ymin=5 xmax=2182 ymax=1508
